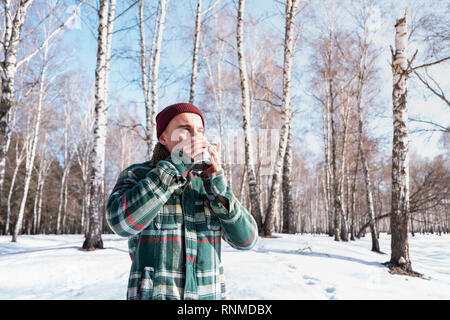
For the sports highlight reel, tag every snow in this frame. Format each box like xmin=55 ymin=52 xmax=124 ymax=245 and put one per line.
xmin=0 ymin=233 xmax=448 ymax=300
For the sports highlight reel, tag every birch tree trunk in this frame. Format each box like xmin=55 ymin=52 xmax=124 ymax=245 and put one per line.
xmin=32 ymin=133 xmax=48 ymax=234
xmin=236 ymin=0 xmax=263 ymax=231
xmin=5 ymin=136 xmax=26 ymax=235
xmin=322 ymin=53 xmax=333 ymax=237
xmin=0 ymin=0 xmax=34 ymax=223
xmin=74 ymin=100 xmax=94 ymax=234
xmin=35 ymin=149 xmax=52 ymax=234
xmin=263 ymin=0 xmax=299 ymax=236
xmin=350 ymin=148 xmax=359 ymax=241
xmin=330 ymin=86 xmax=341 ymax=241
xmin=1 ymin=1 xmax=78 ymax=225
xmin=389 ymin=10 xmax=412 ymax=271
xmin=139 ymin=0 xmax=158 ymax=159
xmin=239 ymin=164 xmax=247 ymax=204
xmin=189 ymin=0 xmax=219 ymax=104
xmin=282 ymin=124 xmax=295 ymax=234
xmin=57 ymin=109 xmax=71 ymax=234
xmin=148 ymin=0 xmax=168 ymax=154
xmin=354 ymin=2 xmax=381 ymax=252
xmin=12 ymin=39 xmax=48 ymax=242
xmin=358 ymin=127 xmax=380 ymax=251
xmin=322 ymin=107 xmax=333 ymax=236
xmin=33 ymin=162 xmax=42 ymax=234
xmin=189 ymin=0 xmax=202 ymax=104
xmin=139 ymin=0 xmax=150 ymax=157
xmin=62 ymin=171 xmax=69 ymax=233
xmin=83 ymin=0 xmax=116 ymax=250
xmin=339 ymin=94 xmax=350 ymax=241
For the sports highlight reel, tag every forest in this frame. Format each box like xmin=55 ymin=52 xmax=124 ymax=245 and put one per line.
xmin=0 ymin=0 xmax=448 ymax=276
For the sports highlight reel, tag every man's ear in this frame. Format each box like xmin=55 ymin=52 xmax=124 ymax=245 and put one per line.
xmin=158 ymin=134 xmax=167 ymax=147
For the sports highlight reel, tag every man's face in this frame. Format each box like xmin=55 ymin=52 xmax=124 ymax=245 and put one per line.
xmin=158 ymin=112 xmax=205 ymax=153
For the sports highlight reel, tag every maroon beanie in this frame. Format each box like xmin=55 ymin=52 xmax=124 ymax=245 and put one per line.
xmin=156 ymin=102 xmax=205 ymax=139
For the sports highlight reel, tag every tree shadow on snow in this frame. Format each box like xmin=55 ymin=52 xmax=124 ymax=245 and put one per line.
xmin=259 ymin=247 xmax=385 ymax=268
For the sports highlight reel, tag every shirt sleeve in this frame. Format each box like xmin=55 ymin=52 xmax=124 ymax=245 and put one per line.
xmin=202 ymin=170 xmax=258 ymax=250
xmin=105 ymin=153 xmax=190 ymax=237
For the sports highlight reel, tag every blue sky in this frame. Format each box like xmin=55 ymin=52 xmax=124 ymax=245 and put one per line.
xmin=64 ymin=0 xmax=449 ymax=161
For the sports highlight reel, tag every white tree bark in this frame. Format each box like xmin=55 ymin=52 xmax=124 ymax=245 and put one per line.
xmin=5 ymin=134 xmax=26 ymax=235
xmin=339 ymin=92 xmax=350 ymax=241
xmin=73 ymin=96 xmax=95 ymax=235
xmin=148 ymin=0 xmax=168 ymax=154
xmin=390 ymin=10 xmax=412 ymax=271
xmin=138 ymin=0 xmax=157 ymax=159
xmin=0 ymin=0 xmax=34 ymax=226
xmin=351 ymin=0 xmax=381 ymax=251
xmin=237 ymin=0 xmax=263 ymax=231
xmin=57 ymin=106 xmax=72 ymax=234
xmin=1 ymin=1 xmax=79 ymax=226
xmin=322 ymin=98 xmax=333 ymax=236
xmin=12 ymin=38 xmax=48 ymax=242
xmin=329 ymin=80 xmax=341 ymax=241
xmin=83 ymin=0 xmax=116 ymax=250
xmin=356 ymin=64 xmax=380 ymax=252
xmin=33 ymin=134 xmax=52 ymax=234
xmin=189 ymin=0 xmax=202 ymax=104
xmin=282 ymin=123 xmax=295 ymax=234
xmin=189 ymin=0 xmax=219 ymax=104
xmin=263 ymin=0 xmax=299 ymax=236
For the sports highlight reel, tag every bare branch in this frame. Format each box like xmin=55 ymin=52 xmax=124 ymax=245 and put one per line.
xmin=16 ymin=2 xmax=83 ymax=69
xmin=409 ymin=117 xmax=450 ymax=133
xmin=413 ymin=71 xmax=450 ymax=107
xmin=200 ymin=0 xmax=220 ymax=16
xmin=411 ymin=55 xmax=450 ymax=72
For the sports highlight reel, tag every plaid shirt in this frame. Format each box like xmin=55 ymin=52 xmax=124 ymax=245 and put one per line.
xmin=105 ymin=152 xmax=258 ymax=300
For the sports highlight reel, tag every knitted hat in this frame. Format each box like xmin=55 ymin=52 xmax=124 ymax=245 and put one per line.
xmin=156 ymin=102 xmax=205 ymax=139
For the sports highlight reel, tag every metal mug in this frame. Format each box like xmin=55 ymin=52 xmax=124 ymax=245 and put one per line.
xmin=191 ymin=150 xmax=212 ymax=171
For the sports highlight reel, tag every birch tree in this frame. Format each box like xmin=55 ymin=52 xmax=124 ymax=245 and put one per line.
xmin=236 ymin=0 xmax=263 ymax=230
xmin=389 ymin=9 xmax=413 ymax=272
xmin=189 ymin=0 xmax=202 ymax=104
xmin=138 ymin=0 xmax=157 ymax=159
xmin=5 ymin=128 xmax=26 ymax=235
xmin=56 ymin=104 xmax=72 ymax=234
xmin=71 ymin=83 xmax=95 ymax=234
xmin=12 ymin=32 xmax=49 ymax=242
xmin=33 ymin=133 xmax=53 ymax=234
xmin=83 ymin=0 xmax=116 ymax=250
xmin=329 ymin=78 xmax=342 ymax=241
xmin=352 ymin=0 xmax=380 ymax=252
xmin=337 ymin=85 xmax=350 ymax=241
xmin=1 ymin=1 xmax=80 ymax=224
xmin=0 ymin=0 xmax=34 ymax=224
xmin=147 ymin=0 xmax=168 ymax=154
xmin=263 ymin=0 xmax=299 ymax=236
xmin=189 ymin=0 xmax=220 ymax=104
xmin=282 ymin=123 xmax=295 ymax=234
xmin=387 ymin=8 xmax=448 ymax=271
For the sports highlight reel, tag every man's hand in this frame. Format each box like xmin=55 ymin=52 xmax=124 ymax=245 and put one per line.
xmin=202 ymin=142 xmax=229 ymax=210
xmin=172 ymin=135 xmax=208 ymax=162
xmin=202 ymin=142 xmax=222 ymax=176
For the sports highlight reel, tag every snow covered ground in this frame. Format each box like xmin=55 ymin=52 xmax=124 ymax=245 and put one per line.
xmin=0 ymin=232 xmax=448 ymax=300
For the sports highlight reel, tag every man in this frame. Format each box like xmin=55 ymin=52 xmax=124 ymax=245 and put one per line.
xmin=105 ymin=102 xmax=258 ymax=300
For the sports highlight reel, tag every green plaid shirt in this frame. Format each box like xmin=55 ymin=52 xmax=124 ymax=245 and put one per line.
xmin=105 ymin=152 xmax=258 ymax=300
